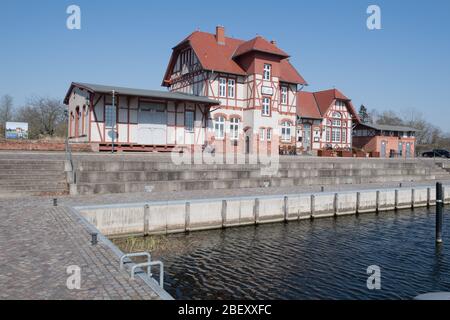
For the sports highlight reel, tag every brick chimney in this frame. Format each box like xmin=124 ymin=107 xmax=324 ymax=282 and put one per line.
xmin=216 ymin=25 xmax=225 ymax=45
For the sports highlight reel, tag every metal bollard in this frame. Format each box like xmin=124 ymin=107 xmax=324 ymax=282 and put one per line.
xmin=91 ymin=233 xmax=98 ymax=245
xmin=436 ymin=182 xmax=443 ymax=244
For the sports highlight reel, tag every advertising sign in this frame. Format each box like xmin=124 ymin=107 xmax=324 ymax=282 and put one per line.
xmin=5 ymin=122 xmax=29 ymax=139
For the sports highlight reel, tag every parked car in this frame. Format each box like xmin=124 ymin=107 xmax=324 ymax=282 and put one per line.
xmin=422 ymin=149 xmax=450 ymax=158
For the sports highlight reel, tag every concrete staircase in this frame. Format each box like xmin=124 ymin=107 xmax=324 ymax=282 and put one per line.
xmin=0 ymin=153 xmax=69 ymax=196
xmin=73 ymin=158 xmax=450 ymax=195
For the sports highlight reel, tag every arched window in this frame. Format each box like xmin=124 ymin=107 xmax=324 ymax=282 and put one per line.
xmin=267 ymin=128 xmax=272 ymax=141
xmin=69 ymin=111 xmax=73 ymax=137
xmin=75 ymin=106 xmax=80 ymax=137
xmin=82 ymin=105 xmax=86 ymax=136
xmin=281 ymin=121 xmax=292 ymax=142
xmin=230 ymin=117 xmax=239 ymax=140
xmin=331 ymin=112 xmax=342 ymax=143
xmin=214 ymin=116 xmax=225 ymax=139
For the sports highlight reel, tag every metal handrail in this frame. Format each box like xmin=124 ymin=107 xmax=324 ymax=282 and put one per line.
xmin=131 ymin=261 xmax=164 ymax=288
xmin=120 ymin=252 xmax=152 ymax=275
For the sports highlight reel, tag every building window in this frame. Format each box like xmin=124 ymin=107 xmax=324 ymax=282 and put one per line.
xmin=325 ymin=127 xmax=331 ymax=142
xmin=342 ymin=129 xmax=347 ymax=143
xmin=230 ymin=117 xmax=239 ymax=140
xmin=105 ymin=105 xmax=116 ymax=128
xmin=214 ymin=116 xmax=225 ymax=139
xmin=262 ymin=97 xmax=270 ymax=116
xmin=332 ymin=127 xmax=341 ymax=143
xmin=260 ymin=128 xmax=265 ymax=141
xmin=263 ymin=64 xmax=271 ymax=80
xmin=281 ymin=86 xmax=288 ymax=105
xmin=219 ymin=78 xmax=226 ymax=97
xmin=228 ymin=79 xmax=235 ymax=98
xmin=281 ymin=121 xmax=291 ymax=142
xmin=185 ymin=111 xmax=194 ymax=132
xmin=267 ymin=128 xmax=272 ymax=141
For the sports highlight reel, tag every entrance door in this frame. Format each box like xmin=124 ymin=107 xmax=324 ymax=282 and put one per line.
xmin=398 ymin=142 xmax=403 ymax=158
xmin=406 ymin=143 xmax=411 ymax=158
xmin=137 ymin=102 xmax=167 ymax=145
xmin=245 ymin=135 xmax=250 ymax=154
xmin=381 ymin=141 xmax=387 ymax=158
xmin=303 ymin=124 xmax=311 ymax=151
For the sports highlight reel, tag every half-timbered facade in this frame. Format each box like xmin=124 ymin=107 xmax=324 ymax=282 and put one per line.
xmin=296 ymin=89 xmax=360 ymax=154
xmin=64 ymin=83 xmax=219 ymax=152
xmin=162 ymin=26 xmax=307 ymax=155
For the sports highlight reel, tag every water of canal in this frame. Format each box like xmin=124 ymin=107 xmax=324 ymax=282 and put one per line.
xmin=113 ymin=207 xmax=450 ymax=300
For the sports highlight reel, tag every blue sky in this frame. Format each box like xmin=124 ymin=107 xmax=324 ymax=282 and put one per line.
xmin=1 ymin=0 xmax=449 ymax=130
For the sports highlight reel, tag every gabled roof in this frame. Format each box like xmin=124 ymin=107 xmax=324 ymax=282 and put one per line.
xmin=64 ymin=82 xmax=220 ymax=105
xmin=162 ymin=30 xmax=307 ymax=86
xmin=296 ymin=92 xmax=322 ymax=119
xmin=233 ymin=36 xmax=290 ymax=59
xmin=297 ymin=88 xmax=360 ymax=122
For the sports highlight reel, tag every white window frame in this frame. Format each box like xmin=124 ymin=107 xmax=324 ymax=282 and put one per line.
xmin=259 ymin=128 xmax=265 ymax=141
xmin=263 ymin=64 xmax=271 ymax=80
xmin=281 ymin=86 xmax=288 ymax=105
xmin=332 ymin=127 xmax=341 ymax=143
xmin=267 ymin=128 xmax=272 ymax=141
xmin=262 ymin=97 xmax=270 ymax=116
xmin=219 ymin=78 xmax=226 ymax=98
xmin=214 ymin=116 xmax=225 ymax=139
xmin=281 ymin=122 xmax=291 ymax=142
xmin=185 ymin=110 xmax=194 ymax=133
xmin=228 ymin=79 xmax=235 ymax=98
xmin=230 ymin=117 xmax=239 ymax=140
xmin=325 ymin=127 xmax=331 ymax=142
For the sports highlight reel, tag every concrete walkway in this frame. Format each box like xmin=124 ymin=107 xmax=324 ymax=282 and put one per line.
xmin=0 ymin=196 xmax=165 ymax=300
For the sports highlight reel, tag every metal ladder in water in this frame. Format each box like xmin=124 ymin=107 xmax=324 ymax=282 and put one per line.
xmin=120 ymin=252 xmax=164 ymax=288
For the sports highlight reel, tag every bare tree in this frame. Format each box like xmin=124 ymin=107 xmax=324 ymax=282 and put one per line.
xmin=0 ymin=95 xmax=15 ymax=138
xmin=16 ymin=97 xmax=67 ymax=139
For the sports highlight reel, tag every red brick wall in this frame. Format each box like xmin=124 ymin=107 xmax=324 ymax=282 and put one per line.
xmin=0 ymin=140 xmax=94 ymax=152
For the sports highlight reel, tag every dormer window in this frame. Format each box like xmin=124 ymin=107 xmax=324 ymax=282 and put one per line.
xmin=263 ymin=64 xmax=271 ymax=80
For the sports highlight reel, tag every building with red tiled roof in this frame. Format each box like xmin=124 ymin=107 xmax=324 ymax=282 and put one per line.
xmin=296 ymin=89 xmax=360 ymax=154
xmin=163 ymin=26 xmax=307 ymax=155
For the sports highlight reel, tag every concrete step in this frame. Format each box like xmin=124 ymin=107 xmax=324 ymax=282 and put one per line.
xmin=0 ymin=180 xmax=67 ymax=187
xmin=75 ymin=160 xmax=425 ymax=172
xmin=0 ymin=174 xmax=66 ymax=180
xmin=75 ymin=174 xmax=433 ymax=195
xmin=75 ymin=168 xmax=432 ymax=183
xmin=0 ymin=164 xmax=65 ymax=171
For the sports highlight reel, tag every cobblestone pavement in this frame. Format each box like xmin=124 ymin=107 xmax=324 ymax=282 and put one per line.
xmin=0 ymin=197 xmax=162 ymax=300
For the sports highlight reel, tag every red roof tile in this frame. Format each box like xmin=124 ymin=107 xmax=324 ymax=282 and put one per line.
xmin=163 ymin=31 xmax=306 ymax=86
xmin=297 ymin=89 xmax=360 ymax=122
xmin=297 ymin=91 xmax=322 ymax=119
xmin=233 ymin=36 xmax=290 ymax=58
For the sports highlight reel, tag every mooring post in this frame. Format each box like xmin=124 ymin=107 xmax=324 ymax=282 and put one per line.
xmin=91 ymin=233 xmax=98 ymax=245
xmin=436 ymin=182 xmax=443 ymax=244
xmin=53 ymin=198 xmax=57 ymax=207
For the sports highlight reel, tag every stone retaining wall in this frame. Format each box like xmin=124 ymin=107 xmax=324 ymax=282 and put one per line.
xmin=77 ymin=185 xmax=450 ymax=237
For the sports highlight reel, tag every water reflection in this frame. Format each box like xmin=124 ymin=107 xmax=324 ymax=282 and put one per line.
xmin=113 ymin=207 xmax=450 ymax=300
